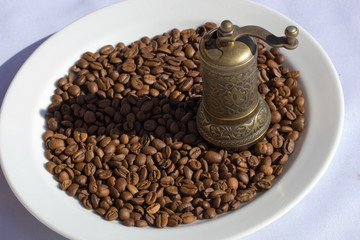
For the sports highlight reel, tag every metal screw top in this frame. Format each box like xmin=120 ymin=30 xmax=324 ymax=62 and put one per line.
xmin=219 ymin=20 xmax=234 ymax=36
xmin=285 ymin=26 xmax=299 ymax=46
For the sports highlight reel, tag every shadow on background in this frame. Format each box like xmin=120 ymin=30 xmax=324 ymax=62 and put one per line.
xmin=0 ymin=35 xmax=66 ymax=240
xmin=0 ymin=35 xmax=50 ymax=107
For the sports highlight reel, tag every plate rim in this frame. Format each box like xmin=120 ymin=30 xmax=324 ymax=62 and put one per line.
xmin=0 ymin=0 xmax=344 ymax=239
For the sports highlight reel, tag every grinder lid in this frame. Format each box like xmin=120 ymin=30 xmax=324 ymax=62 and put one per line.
xmin=199 ymin=20 xmax=257 ymax=68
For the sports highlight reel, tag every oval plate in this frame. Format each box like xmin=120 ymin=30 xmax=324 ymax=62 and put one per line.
xmin=0 ymin=0 xmax=344 ymax=239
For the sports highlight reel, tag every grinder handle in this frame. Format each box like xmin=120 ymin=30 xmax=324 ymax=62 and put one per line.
xmin=217 ymin=20 xmax=299 ymax=50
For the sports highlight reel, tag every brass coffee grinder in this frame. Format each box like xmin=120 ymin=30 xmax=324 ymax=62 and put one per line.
xmin=196 ymin=20 xmax=299 ymax=151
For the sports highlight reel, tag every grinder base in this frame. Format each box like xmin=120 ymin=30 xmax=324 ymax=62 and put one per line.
xmin=196 ymin=96 xmax=271 ymax=151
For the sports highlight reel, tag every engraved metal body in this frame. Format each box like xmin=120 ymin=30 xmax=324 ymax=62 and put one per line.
xmin=196 ymin=20 xmax=299 ymax=151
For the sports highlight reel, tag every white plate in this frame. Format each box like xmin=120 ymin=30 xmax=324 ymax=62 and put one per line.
xmin=0 ymin=0 xmax=344 ymax=239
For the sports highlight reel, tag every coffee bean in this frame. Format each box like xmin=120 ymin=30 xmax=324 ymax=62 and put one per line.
xmin=48 ymin=138 xmax=65 ymax=150
xmin=204 ymin=208 xmax=217 ymax=219
xmin=260 ymin=165 xmax=273 ymax=176
xmin=123 ymin=218 xmax=135 ymax=226
xmin=61 ymin=179 xmax=72 ymax=190
xmin=222 ymin=193 xmax=235 ymax=203
xmin=266 ymin=59 xmax=278 ymax=69
xmin=45 ymin=161 xmax=57 ymax=174
xmin=105 ymin=206 xmax=119 ymax=221
xmin=146 ymin=203 xmax=160 ymax=214
xmin=189 ymin=147 xmax=201 ymax=159
xmin=160 ymin=176 xmax=174 ymax=187
xmin=180 ymin=184 xmax=198 ymax=196
xmin=122 ymin=62 xmax=136 ymax=73
xmin=68 ymin=85 xmax=81 ymax=96
xmin=271 ymin=111 xmax=282 ymax=123
xmin=283 ymin=139 xmax=295 ymax=154
xmin=271 ymin=135 xmax=284 ymax=148
xmin=247 ymin=155 xmax=260 ymax=167
xmin=119 ymin=208 xmax=130 ymax=221
xmin=185 ymin=45 xmax=195 ymax=58
xmin=205 ymin=151 xmax=222 ymax=163
xmin=182 ymin=214 xmax=196 ymax=224
xmin=131 ymin=76 xmax=144 ymax=90
xmin=257 ymin=178 xmax=272 ymax=189
xmin=90 ymin=62 xmax=102 ymax=71
xmin=237 ymin=171 xmax=249 ymax=185
xmin=227 ymin=177 xmax=238 ymax=190
xmin=168 ymin=215 xmax=182 ymax=227
xmin=287 ymin=131 xmax=300 ymax=142
xmin=165 ymin=186 xmax=178 ymax=195
xmin=58 ymin=171 xmax=70 ymax=182
xmin=82 ymin=52 xmax=97 ymax=62
xmin=155 ymin=213 xmax=168 ymax=228
xmin=151 ymin=139 xmax=166 ymax=150
xmin=97 ymin=184 xmax=110 ymax=198
xmin=144 ymin=120 xmax=157 ymax=131
xmin=66 ymin=183 xmax=79 ymax=196
xmin=44 ymin=23 xmax=305 ymax=228
xmin=236 ymin=188 xmax=256 ymax=202
xmin=145 ymin=191 xmax=157 ymax=205
xmin=287 ymin=70 xmax=300 ymax=79
xmin=292 ymin=116 xmax=305 ymax=131
xmin=135 ymin=219 xmax=148 ymax=227
xmin=84 ymin=111 xmax=96 ymax=124
xmin=203 ymin=22 xmax=216 ymax=30
xmin=142 ymin=145 xmax=157 ymax=155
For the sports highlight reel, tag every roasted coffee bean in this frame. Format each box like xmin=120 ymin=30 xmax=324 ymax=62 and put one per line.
xmin=61 ymin=179 xmax=72 ymax=190
xmin=119 ymin=208 xmax=130 ymax=221
xmin=205 ymin=151 xmax=222 ymax=163
xmin=105 ymin=206 xmax=119 ymax=221
xmin=260 ymin=165 xmax=273 ymax=176
xmin=292 ymin=116 xmax=305 ymax=131
xmin=97 ymin=184 xmax=110 ymax=198
xmin=168 ymin=215 xmax=182 ymax=227
xmin=189 ymin=147 xmax=201 ymax=159
xmin=160 ymin=176 xmax=174 ymax=187
xmin=155 ymin=213 xmax=168 ymax=228
xmin=283 ymin=139 xmax=295 ymax=154
xmin=145 ymin=191 xmax=157 ymax=205
xmin=185 ymin=45 xmax=195 ymax=58
xmin=236 ymin=188 xmax=256 ymax=202
xmin=66 ymin=183 xmax=79 ymax=197
xmin=48 ymin=138 xmax=65 ymax=150
xmin=45 ymin=161 xmax=57 ymax=174
xmin=182 ymin=213 xmax=197 ymax=224
xmin=58 ymin=171 xmax=70 ymax=182
xmin=146 ymin=203 xmax=161 ymax=214
xmin=287 ymin=131 xmax=300 ymax=142
xmin=135 ymin=219 xmax=148 ymax=227
xmin=123 ymin=218 xmax=135 ymax=226
xmin=204 ymin=208 xmax=217 ymax=219
xmin=272 ymin=135 xmax=284 ymax=148
xmin=180 ymin=184 xmax=198 ymax=196
xmin=44 ymin=23 xmax=304 ymax=228
xmin=257 ymin=178 xmax=272 ymax=189
xmin=142 ymin=145 xmax=157 ymax=155
xmin=227 ymin=177 xmax=238 ymax=190
xmin=165 ymin=186 xmax=178 ymax=195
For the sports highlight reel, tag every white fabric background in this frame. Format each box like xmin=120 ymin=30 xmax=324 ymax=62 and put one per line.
xmin=1 ymin=0 xmax=359 ymax=239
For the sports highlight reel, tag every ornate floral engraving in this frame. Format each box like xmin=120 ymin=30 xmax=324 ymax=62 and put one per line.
xmin=202 ymin=60 xmax=258 ymax=118
xmin=196 ymin=98 xmax=270 ymax=150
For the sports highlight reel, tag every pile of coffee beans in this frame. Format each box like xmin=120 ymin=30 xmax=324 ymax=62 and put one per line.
xmin=43 ymin=22 xmax=305 ymax=228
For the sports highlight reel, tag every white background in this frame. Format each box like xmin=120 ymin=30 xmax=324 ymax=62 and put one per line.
xmin=0 ymin=0 xmax=359 ymax=239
